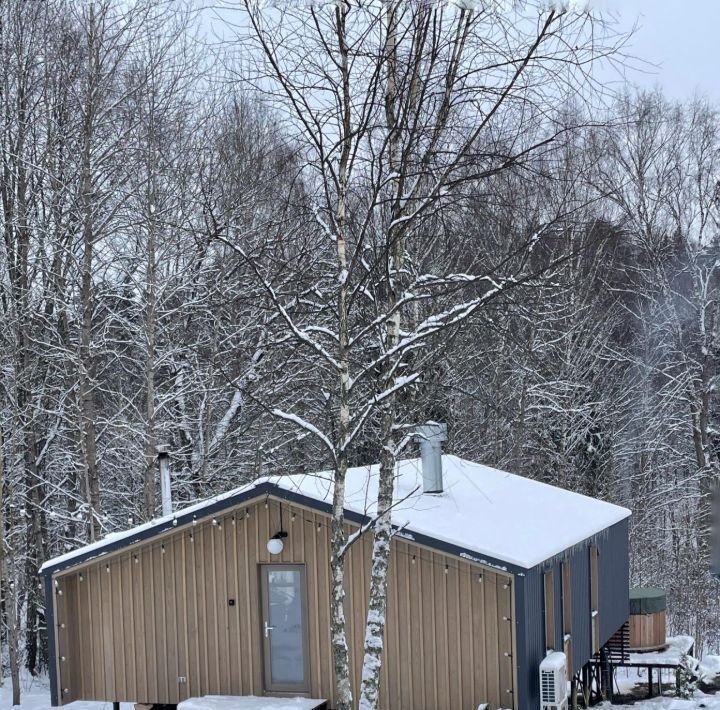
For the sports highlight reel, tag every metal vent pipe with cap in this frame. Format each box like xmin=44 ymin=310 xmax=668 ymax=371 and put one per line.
xmin=414 ymin=422 xmax=448 ymax=494
xmin=156 ymin=444 xmax=173 ymax=516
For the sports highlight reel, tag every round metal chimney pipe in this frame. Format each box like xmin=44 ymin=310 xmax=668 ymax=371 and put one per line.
xmin=414 ymin=422 xmax=448 ymax=494
xmin=156 ymin=444 xmax=173 ymax=516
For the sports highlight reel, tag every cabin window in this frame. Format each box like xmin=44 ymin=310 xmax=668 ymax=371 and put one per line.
xmin=543 ymin=570 xmax=555 ymax=650
xmin=590 ymin=544 xmax=600 ymax=653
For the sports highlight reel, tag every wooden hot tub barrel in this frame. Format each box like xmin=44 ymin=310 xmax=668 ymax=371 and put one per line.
xmin=629 ymin=587 xmax=666 ymax=652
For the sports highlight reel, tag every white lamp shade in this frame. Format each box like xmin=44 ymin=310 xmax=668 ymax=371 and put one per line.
xmin=267 ymin=537 xmax=284 ymax=555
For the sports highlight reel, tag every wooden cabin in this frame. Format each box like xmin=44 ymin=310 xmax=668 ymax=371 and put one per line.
xmin=41 ymin=453 xmax=630 ymax=709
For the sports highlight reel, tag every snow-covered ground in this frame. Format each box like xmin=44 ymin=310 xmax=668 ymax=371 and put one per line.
xmin=179 ymin=697 xmax=326 ymax=710
xmin=0 ymin=673 xmax=133 ymax=710
xmin=0 ymin=676 xmax=324 ymax=710
xmin=607 ymin=639 xmax=720 ymax=710
xmin=600 ymin=692 xmax=720 ymax=710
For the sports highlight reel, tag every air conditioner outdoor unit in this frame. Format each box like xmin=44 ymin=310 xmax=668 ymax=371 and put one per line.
xmin=539 ymin=651 xmax=568 ymax=710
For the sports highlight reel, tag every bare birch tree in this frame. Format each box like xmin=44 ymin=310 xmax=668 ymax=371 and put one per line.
xmin=215 ymin=1 xmax=625 ymax=705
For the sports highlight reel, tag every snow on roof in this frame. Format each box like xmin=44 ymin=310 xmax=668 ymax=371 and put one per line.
xmin=275 ymin=455 xmax=630 ymax=568
xmin=42 ymin=454 xmax=630 ymax=573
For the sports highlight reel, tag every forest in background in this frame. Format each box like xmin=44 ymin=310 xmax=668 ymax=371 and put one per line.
xmin=1 ymin=0 xmax=719 ymax=699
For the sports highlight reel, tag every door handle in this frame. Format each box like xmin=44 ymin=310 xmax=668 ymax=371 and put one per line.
xmin=264 ymin=621 xmax=275 ymax=638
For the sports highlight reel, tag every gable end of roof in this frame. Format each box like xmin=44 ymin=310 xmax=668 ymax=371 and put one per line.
xmin=41 ymin=480 xmax=526 ymax=577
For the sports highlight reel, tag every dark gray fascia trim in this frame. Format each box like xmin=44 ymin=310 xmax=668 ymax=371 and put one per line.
xmin=41 ymin=481 xmax=526 ymax=579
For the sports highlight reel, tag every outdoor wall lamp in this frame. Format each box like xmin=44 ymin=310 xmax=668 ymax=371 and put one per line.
xmin=267 ymin=530 xmax=288 ymax=555
xmin=266 ymin=500 xmax=288 ymax=554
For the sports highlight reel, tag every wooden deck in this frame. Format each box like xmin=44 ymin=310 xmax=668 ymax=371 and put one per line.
xmin=587 ymin=633 xmax=695 ymax=701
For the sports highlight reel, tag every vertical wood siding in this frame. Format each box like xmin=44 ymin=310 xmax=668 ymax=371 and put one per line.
xmin=52 ymin=497 xmax=515 ymax=709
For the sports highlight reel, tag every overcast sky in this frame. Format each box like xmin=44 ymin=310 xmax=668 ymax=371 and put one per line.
xmin=203 ymin=1 xmax=719 ymax=101
xmin=601 ymin=0 xmax=720 ymax=100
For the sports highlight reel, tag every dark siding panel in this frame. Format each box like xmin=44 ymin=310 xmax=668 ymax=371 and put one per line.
xmin=518 ymin=518 xmax=630 ymax=710
xmin=515 ymin=570 xmax=543 ymax=710
xmin=553 ymin=565 xmax=563 ymax=650
xmin=569 ymin=545 xmax=591 ymax=673
xmin=598 ymin=518 xmax=630 ymax=642
xmin=513 ymin=575 xmax=526 ymax=710
xmin=543 ymin=549 xmax=591 ymax=675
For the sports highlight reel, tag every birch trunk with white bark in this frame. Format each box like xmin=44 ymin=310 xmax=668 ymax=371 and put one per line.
xmin=359 ymin=5 xmax=402 ymax=705
xmin=329 ymin=6 xmax=354 ymax=707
